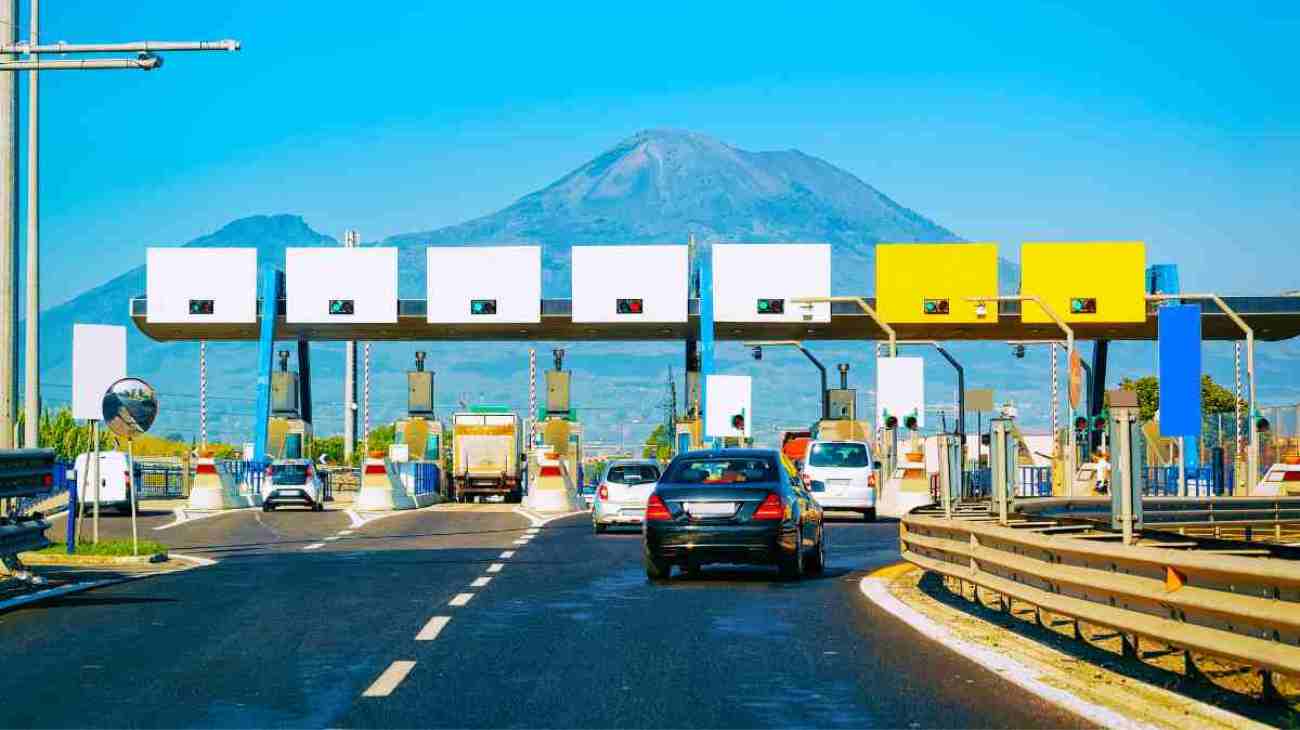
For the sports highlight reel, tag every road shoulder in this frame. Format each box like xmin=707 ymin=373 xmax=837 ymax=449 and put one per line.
xmin=861 ymin=564 xmax=1278 ymax=730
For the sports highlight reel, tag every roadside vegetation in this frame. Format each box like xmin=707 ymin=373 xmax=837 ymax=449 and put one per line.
xmin=36 ymin=538 xmax=169 ymax=557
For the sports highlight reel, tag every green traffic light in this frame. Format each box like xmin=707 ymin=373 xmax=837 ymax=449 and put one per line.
xmin=924 ymin=301 xmax=936 ymax=313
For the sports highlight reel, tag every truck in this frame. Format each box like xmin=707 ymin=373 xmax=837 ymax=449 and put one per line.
xmin=451 ymin=409 xmax=522 ymax=503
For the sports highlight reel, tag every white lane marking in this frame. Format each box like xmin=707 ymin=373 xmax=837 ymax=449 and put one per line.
xmin=154 ymin=506 xmax=250 ymax=531
xmin=499 ymin=551 xmax=515 ymax=559
xmin=486 ymin=563 xmax=503 ymax=573
xmin=449 ymin=593 xmax=474 ymax=607
xmin=858 ymin=577 xmax=1155 ymax=730
xmin=512 ymin=539 xmax=529 ymax=545
xmin=168 ymin=552 xmax=218 ymax=567
xmin=471 ymin=577 xmax=492 ymax=588
xmin=415 ymin=616 xmax=451 ymax=641
xmin=303 ymin=543 xmax=325 ymax=551
xmin=525 ymin=528 xmax=540 ymax=535
xmin=347 ymin=501 xmax=445 ymax=529
xmin=324 ymin=536 xmax=341 ymax=542
xmin=339 ymin=530 xmax=355 ymax=535
xmin=514 ymin=506 xmax=587 ymax=527
xmin=362 ymin=660 xmax=416 ymax=697
xmin=345 ymin=509 xmax=367 ymax=528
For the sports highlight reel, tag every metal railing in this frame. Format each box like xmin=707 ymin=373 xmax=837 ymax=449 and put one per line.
xmin=1143 ymin=466 xmax=1234 ymax=496
xmin=901 ymin=507 xmax=1300 ymax=678
xmin=14 ymin=460 xmax=74 ymax=515
xmin=412 ymin=462 xmax=441 ymax=496
xmin=133 ymin=462 xmax=185 ymax=499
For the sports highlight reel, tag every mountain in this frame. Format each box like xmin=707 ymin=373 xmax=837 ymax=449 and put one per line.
xmin=39 ymin=129 xmax=1283 ymax=446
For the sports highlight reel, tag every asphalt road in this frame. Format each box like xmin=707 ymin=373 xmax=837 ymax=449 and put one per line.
xmin=2 ymin=506 xmax=1085 ymax=728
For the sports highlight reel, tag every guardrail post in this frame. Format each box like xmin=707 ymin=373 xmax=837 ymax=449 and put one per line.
xmin=1109 ymin=390 xmax=1145 ymax=544
xmin=937 ymin=433 xmax=961 ymax=518
xmin=990 ymin=417 xmax=1013 ymax=525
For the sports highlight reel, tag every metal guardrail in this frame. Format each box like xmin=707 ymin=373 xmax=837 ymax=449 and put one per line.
xmin=0 ymin=518 xmax=49 ymax=555
xmin=1017 ymin=496 xmax=1300 ymax=533
xmin=900 ymin=507 xmax=1300 ymax=677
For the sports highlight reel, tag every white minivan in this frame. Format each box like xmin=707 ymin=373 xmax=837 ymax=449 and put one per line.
xmin=801 ymin=440 xmax=876 ymax=521
xmin=73 ymin=451 xmax=134 ymax=514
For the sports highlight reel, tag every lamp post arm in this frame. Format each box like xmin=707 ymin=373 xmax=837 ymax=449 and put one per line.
xmin=798 ymin=344 xmax=829 ymax=421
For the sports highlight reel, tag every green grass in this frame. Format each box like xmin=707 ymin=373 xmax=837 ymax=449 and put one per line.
xmin=36 ymin=539 xmax=169 ymax=557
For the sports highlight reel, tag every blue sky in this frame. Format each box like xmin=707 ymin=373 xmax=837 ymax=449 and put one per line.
xmin=28 ymin=1 xmax=1300 ymax=307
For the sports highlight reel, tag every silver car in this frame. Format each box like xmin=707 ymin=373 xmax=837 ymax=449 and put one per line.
xmin=592 ymin=459 xmax=661 ymax=533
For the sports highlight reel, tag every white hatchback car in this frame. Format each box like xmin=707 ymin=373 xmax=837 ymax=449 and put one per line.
xmin=801 ymin=440 xmax=876 ymax=521
xmin=261 ymin=459 xmax=326 ymax=512
xmin=592 ymin=459 xmax=662 ymax=533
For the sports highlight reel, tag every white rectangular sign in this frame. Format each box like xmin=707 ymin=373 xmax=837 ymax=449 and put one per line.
xmin=72 ymin=324 xmax=126 ymax=421
xmin=286 ymin=248 xmax=398 ymax=324
xmin=571 ymin=245 xmax=688 ymax=323
xmin=712 ymin=243 xmax=831 ymax=323
xmin=705 ymin=374 xmax=752 ymax=439
xmin=876 ymin=357 xmax=925 ymax=429
xmin=146 ymin=248 xmax=258 ymax=324
xmin=427 ymin=246 xmax=541 ymax=324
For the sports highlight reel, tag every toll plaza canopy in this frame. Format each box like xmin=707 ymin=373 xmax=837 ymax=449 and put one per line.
xmin=130 ymin=296 xmax=1300 ymax=342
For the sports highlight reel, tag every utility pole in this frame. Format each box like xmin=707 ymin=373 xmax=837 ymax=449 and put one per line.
xmin=23 ymin=0 xmax=37 ymax=447
xmin=0 ymin=0 xmax=14 ymax=449
xmin=342 ymin=230 xmax=358 ymax=465
xmin=0 ymin=9 xmax=239 ymax=447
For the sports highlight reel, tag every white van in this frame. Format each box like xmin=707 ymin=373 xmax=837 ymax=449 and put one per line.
xmin=801 ymin=440 xmax=876 ymax=521
xmin=73 ymin=451 xmax=134 ymax=514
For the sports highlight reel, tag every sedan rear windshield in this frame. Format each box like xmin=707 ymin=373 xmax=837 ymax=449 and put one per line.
xmin=271 ymin=464 xmax=310 ymax=485
xmin=662 ymin=458 xmax=777 ymax=484
xmin=808 ymin=443 xmax=869 ymax=468
xmin=606 ymin=465 xmax=660 ymax=484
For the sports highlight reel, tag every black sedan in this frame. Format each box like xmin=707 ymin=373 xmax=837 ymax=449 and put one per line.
xmin=642 ymin=448 xmax=825 ymax=581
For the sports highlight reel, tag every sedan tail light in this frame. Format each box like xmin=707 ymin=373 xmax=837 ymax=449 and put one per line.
xmin=645 ymin=494 xmax=671 ymax=521
xmin=598 ymin=484 xmax=609 ymax=501
xmin=868 ymin=472 xmax=877 ymax=488
xmin=752 ymin=492 xmax=784 ymax=521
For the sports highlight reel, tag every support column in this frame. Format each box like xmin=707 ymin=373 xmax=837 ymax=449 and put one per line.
xmin=252 ymin=267 xmax=282 ymax=461
xmin=684 ymin=339 xmax=700 ymax=418
xmin=343 ymin=340 xmax=355 ymax=465
xmin=297 ymin=337 xmax=312 ymax=426
xmin=22 ymin=0 xmax=38 ymax=448
xmin=698 ymin=241 xmax=714 ymax=442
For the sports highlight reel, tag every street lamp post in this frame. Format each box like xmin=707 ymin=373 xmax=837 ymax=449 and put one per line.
xmin=895 ymin=341 xmax=965 ymax=438
xmin=745 ymin=340 xmax=829 ymax=421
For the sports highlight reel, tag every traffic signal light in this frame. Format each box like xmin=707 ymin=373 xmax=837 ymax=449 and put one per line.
xmin=1070 ymin=297 xmax=1097 ymax=314
xmin=922 ymin=298 xmax=950 ymax=315
xmin=884 ymin=415 xmax=898 ymax=429
xmin=1074 ymin=416 xmax=1088 ymax=431
xmin=1013 ymin=344 xmax=1026 ymax=359
xmin=188 ymin=299 xmax=214 ymax=315
xmin=731 ymin=413 xmax=745 ymax=431
xmin=981 ymin=433 xmax=991 ymax=446
xmin=756 ymin=298 xmax=785 ymax=315
xmin=616 ymin=298 xmax=643 ymax=314
xmin=1093 ymin=413 xmax=1108 ymax=431
xmin=1257 ymin=416 xmax=1271 ymax=433
xmin=903 ymin=414 xmax=919 ymax=430
xmin=328 ymin=299 xmax=354 ymax=315
xmin=470 ymin=299 xmax=497 ymax=315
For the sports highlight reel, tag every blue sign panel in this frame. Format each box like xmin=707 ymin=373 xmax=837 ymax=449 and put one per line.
xmin=1158 ymin=304 xmax=1201 ymax=437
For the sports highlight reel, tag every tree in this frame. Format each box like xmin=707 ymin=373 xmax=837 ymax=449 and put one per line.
xmin=643 ymin=423 xmax=671 ymax=461
xmin=1116 ymin=374 xmax=1244 ymax=423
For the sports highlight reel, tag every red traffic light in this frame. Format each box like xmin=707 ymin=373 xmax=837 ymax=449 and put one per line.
xmin=731 ymin=414 xmax=745 ymax=431
xmin=1074 ymin=416 xmax=1088 ymax=431
xmin=616 ymin=298 xmax=643 ymax=314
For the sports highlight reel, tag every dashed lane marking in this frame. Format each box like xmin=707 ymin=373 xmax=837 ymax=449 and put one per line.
xmin=486 ymin=563 xmax=503 ymax=573
xmin=415 ymin=616 xmax=451 ymax=641
xmin=500 ymin=550 xmax=515 ymax=559
xmin=449 ymin=593 xmax=474 ymax=607
xmin=303 ymin=543 xmax=325 ymax=551
xmin=362 ymin=660 xmax=416 ymax=697
xmin=471 ymin=577 xmax=492 ymax=588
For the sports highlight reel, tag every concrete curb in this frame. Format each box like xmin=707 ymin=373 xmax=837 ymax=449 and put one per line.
xmin=17 ymin=551 xmax=168 ymax=566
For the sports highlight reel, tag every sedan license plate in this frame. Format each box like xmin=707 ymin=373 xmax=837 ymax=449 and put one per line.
xmin=685 ymin=501 xmax=735 ymax=518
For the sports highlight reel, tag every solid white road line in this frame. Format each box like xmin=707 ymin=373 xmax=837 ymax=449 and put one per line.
xmin=303 ymin=543 xmax=325 ymax=551
xmin=449 ymin=593 xmax=474 ymax=607
xmin=857 ymin=577 xmax=1154 ymax=730
xmin=486 ymin=563 xmax=504 ymax=573
xmin=415 ymin=616 xmax=451 ymax=641
xmin=512 ymin=539 xmax=528 ymax=545
xmin=471 ymin=577 xmax=492 ymax=588
xmin=324 ymin=536 xmax=341 ymax=542
xmin=339 ymin=530 xmax=355 ymax=535
xmin=499 ymin=550 xmax=515 ymax=559
xmin=362 ymin=660 xmax=416 ymax=697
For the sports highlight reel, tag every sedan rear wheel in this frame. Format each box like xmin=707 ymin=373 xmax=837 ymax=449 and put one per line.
xmin=644 ymin=554 xmax=672 ymax=581
xmin=807 ymin=526 xmax=826 ymax=574
xmin=778 ymin=538 xmax=804 ymax=581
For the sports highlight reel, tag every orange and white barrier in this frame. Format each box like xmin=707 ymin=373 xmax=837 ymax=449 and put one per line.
xmin=355 ymin=453 xmax=420 ymax=511
xmin=187 ymin=454 xmax=257 ymax=510
xmin=524 ymin=448 xmax=579 ymax=513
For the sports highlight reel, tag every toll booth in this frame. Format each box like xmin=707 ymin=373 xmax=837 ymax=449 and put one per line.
xmin=537 ymin=349 xmax=583 ymax=485
xmin=267 ymin=350 xmax=313 ymax=460
xmin=392 ymin=352 xmax=445 ymax=494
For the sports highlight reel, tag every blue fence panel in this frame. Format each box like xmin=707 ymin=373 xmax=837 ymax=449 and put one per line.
xmin=1017 ymin=466 xmax=1052 ymax=497
xmin=1143 ymin=465 xmax=1233 ymax=497
xmin=218 ymin=460 xmax=270 ymax=495
xmin=413 ymin=463 xmax=441 ymax=496
xmin=964 ymin=468 xmax=991 ymax=498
